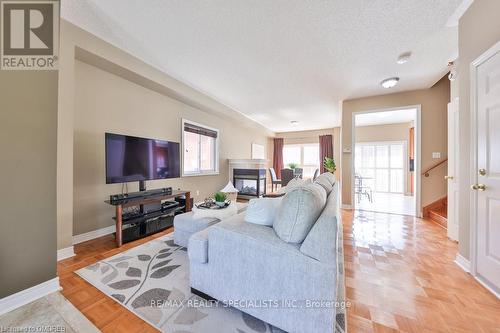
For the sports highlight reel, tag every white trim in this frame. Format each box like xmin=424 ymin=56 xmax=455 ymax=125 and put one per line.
xmin=351 ymin=105 xmax=422 ymax=217
xmin=446 ymin=0 xmax=474 ymax=27
xmin=57 ymin=246 xmax=75 ymax=261
xmin=455 ymin=254 xmax=471 ymax=273
xmin=341 ymin=204 xmax=353 ymax=210
xmin=475 ymin=276 xmax=500 ymax=299
xmin=181 ymin=118 xmax=220 ymax=177
xmin=73 ymin=225 xmax=115 ymax=245
xmin=469 ymin=40 xmax=500 ymax=287
xmin=0 ymin=277 xmax=61 ymax=316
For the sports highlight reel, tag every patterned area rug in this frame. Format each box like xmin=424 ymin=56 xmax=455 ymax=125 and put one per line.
xmin=77 ymin=233 xmax=346 ymax=333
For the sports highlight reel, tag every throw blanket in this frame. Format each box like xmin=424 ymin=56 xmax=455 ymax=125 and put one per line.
xmin=192 ymin=202 xmax=238 ymax=220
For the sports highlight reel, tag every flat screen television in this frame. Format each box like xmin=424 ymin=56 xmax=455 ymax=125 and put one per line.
xmin=105 ymin=133 xmax=180 ymax=184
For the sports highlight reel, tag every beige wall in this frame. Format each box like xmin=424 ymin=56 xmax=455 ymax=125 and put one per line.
xmin=73 ymin=60 xmax=270 ymax=234
xmin=356 ymin=122 xmax=412 ymax=142
xmin=355 ymin=122 xmax=413 ymax=195
xmin=58 ymin=20 xmax=273 ymax=247
xmin=0 ymin=71 xmax=57 ymax=297
xmin=342 ymin=76 xmax=450 ymax=211
xmin=269 ymin=128 xmax=341 ymax=179
xmin=457 ymin=0 xmax=500 ymax=260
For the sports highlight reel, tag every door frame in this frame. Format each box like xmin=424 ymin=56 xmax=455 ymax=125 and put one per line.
xmin=351 ymin=105 xmax=422 ymax=217
xmin=469 ymin=40 xmax=500 ymax=298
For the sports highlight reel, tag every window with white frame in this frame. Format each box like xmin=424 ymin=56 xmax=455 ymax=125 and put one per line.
xmin=283 ymin=143 xmax=320 ymax=178
xmin=182 ymin=120 xmax=219 ymax=176
xmin=355 ymin=141 xmax=406 ymax=193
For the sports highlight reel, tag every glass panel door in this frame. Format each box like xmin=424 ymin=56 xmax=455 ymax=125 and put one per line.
xmin=355 ymin=142 xmax=405 ymax=194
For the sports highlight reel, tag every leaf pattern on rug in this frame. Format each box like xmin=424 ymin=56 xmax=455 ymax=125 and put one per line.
xmin=116 ymin=261 xmax=129 ymax=269
xmin=164 ymin=239 xmax=177 ymax=247
xmin=152 ymin=260 xmax=172 ymax=270
xmin=108 ymin=279 xmax=140 ymax=290
xmin=159 ymin=248 xmax=170 ymax=254
xmin=136 ymin=306 xmax=164 ymax=325
xmin=111 ymin=294 xmax=125 ymax=303
xmin=101 ymin=269 xmax=118 ymax=284
xmin=150 ymin=265 xmax=180 ymax=279
xmin=173 ymin=306 xmax=208 ymax=325
xmin=109 ymin=256 xmax=132 ymax=263
xmin=100 ymin=265 xmax=110 ymax=274
xmin=126 ymin=267 xmax=142 ymax=278
xmin=138 ymin=254 xmax=151 ymax=261
xmin=168 ymin=287 xmax=186 ymax=302
xmin=86 ymin=263 xmax=100 ymax=271
xmin=131 ymin=288 xmax=171 ymax=309
xmin=157 ymin=252 xmax=172 ymax=259
xmin=241 ymin=312 xmax=267 ymax=333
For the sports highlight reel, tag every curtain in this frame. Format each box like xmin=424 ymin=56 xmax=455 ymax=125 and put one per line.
xmin=273 ymin=138 xmax=284 ymax=178
xmin=319 ymin=134 xmax=333 ymax=173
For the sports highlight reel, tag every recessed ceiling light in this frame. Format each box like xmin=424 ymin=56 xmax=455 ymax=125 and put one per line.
xmin=290 ymin=120 xmax=299 ymax=126
xmin=397 ymin=52 xmax=412 ymax=64
xmin=381 ymin=77 xmax=399 ymax=89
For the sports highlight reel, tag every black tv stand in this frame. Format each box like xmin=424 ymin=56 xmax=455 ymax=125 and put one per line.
xmin=105 ymin=189 xmax=191 ymax=246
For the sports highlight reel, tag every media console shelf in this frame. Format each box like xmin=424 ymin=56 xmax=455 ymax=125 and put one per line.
xmin=105 ymin=190 xmax=191 ymax=247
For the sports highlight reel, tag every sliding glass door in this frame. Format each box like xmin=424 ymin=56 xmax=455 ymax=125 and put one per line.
xmin=355 ymin=141 xmax=406 ymax=194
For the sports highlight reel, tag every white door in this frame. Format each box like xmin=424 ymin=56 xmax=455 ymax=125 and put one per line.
xmin=447 ymin=98 xmax=459 ymax=241
xmin=474 ymin=45 xmax=500 ymax=293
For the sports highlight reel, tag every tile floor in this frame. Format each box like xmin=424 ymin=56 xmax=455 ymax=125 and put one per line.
xmin=356 ymin=192 xmax=415 ymax=216
xmin=0 ymin=292 xmax=99 ymax=333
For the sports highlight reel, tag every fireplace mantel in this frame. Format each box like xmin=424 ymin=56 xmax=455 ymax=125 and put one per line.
xmin=228 ymin=159 xmax=268 ymax=180
xmin=228 ymin=159 xmax=268 ymax=199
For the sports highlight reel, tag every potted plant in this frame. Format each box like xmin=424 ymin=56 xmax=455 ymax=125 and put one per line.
xmin=323 ymin=157 xmax=336 ymax=173
xmin=213 ymin=191 xmax=227 ymax=207
xmin=288 ymin=162 xmax=298 ymax=170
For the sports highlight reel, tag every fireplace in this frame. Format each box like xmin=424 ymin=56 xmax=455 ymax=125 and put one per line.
xmin=233 ymin=168 xmax=266 ymax=198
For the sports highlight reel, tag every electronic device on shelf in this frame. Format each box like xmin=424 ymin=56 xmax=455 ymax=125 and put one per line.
xmin=109 ymin=187 xmax=173 ymax=203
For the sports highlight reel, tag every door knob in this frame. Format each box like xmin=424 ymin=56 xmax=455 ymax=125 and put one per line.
xmin=471 ymin=183 xmax=487 ymax=191
xmin=479 ymin=168 xmax=486 ymax=176
xmin=445 ymin=175 xmax=454 ymax=180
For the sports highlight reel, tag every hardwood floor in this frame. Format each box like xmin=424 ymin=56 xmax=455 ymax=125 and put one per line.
xmin=57 ymin=211 xmax=500 ymax=333
xmin=344 ymin=209 xmax=500 ymax=333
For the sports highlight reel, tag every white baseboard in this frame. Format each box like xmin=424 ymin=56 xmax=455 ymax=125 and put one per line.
xmin=0 ymin=277 xmax=61 ymax=316
xmin=57 ymin=246 xmax=75 ymax=261
xmin=341 ymin=204 xmax=353 ymax=210
xmin=455 ymin=254 xmax=471 ymax=273
xmin=73 ymin=225 xmax=115 ymax=245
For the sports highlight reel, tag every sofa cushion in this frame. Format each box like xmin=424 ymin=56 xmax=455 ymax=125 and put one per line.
xmin=188 ymin=228 xmax=210 ymax=263
xmin=273 ymin=183 xmax=327 ymax=243
xmin=245 ymin=197 xmax=283 ymax=226
xmin=314 ymin=173 xmax=333 ymax=194
xmin=321 ymin=172 xmax=336 ymax=185
xmin=277 ymin=178 xmax=312 ymax=194
xmin=173 ymin=211 xmax=219 ymax=233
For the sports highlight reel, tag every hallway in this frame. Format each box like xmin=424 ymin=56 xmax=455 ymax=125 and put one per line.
xmin=356 ymin=192 xmax=415 ymax=216
xmin=343 ymin=209 xmax=500 ymax=332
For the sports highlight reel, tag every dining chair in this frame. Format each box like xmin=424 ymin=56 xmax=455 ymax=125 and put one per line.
xmin=294 ymin=168 xmax=303 ymax=179
xmin=281 ymin=169 xmax=295 ymax=187
xmin=269 ymin=168 xmax=281 ymax=192
xmin=313 ymin=168 xmax=319 ymax=180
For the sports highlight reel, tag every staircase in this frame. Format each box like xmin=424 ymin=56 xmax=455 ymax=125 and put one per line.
xmin=423 ymin=197 xmax=447 ymax=228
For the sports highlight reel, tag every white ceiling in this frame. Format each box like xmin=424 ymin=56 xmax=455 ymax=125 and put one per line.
xmin=62 ymin=0 xmax=463 ymax=132
xmin=355 ymin=109 xmax=416 ymax=127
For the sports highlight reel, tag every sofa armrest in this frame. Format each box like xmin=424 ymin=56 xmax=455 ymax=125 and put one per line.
xmin=188 ymin=228 xmax=210 ymax=263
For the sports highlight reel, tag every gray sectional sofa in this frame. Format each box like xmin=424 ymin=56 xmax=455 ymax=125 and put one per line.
xmin=188 ymin=173 xmax=341 ymax=333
